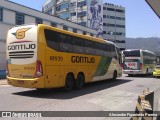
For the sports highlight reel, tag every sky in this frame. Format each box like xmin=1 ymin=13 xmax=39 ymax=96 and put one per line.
xmin=9 ymin=0 xmax=160 ymax=38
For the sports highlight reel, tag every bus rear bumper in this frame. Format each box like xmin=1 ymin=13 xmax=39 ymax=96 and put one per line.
xmin=123 ymin=70 xmax=144 ymax=75
xmin=7 ymin=76 xmax=44 ymax=88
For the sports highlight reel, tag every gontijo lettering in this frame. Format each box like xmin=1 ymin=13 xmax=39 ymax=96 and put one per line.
xmin=8 ymin=44 xmax=36 ymax=50
xmin=71 ymin=56 xmax=95 ymax=63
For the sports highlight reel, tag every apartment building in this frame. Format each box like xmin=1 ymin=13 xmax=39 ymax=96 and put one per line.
xmin=103 ymin=3 xmax=126 ymax=50
xmin=43 ymin=0 xmax=102 ymax=35
xmin=43 ymin=0 xmax=126 ymax=50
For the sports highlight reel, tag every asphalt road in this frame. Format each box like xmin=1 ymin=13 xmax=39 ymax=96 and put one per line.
xmin=0 ymin=74 xmax=160 ymax=120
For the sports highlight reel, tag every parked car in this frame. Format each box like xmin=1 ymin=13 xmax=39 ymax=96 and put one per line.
xmin=153 ymin=65 xmax=160 ymax=78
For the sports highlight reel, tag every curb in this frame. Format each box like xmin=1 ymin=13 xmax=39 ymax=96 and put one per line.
xmin=0 ymin=80 xmax=8 ymax=85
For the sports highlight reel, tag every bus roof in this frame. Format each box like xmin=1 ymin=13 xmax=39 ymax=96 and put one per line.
xmin=123 ymin=49 xmax=155 ymax=55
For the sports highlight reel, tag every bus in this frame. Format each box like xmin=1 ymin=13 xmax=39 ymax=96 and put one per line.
xmin=6 ymin=24 xmax=122 ymax=90
xmin=122 ymin=49 xmax=156 ymax=76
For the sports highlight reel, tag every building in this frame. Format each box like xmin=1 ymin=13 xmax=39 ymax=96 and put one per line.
xmin=103 ymin=3 xmax=126 ymax=50
xmin=42 ymin=0 xmax=93 ymax=26
xmin=42 ymin=0 xmax=103 ymax=36
xmin=42 ymin=0 xmax=70 ymax=20
xmin=70 ymin=0 xmax=88 ymax=27
xmin=42 ymin=0 xmax=126 ymax=50
xmin=0 ymin=0 xmax=96 ymax=72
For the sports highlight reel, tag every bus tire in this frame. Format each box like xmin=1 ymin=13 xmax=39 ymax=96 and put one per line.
xmin=113 ymin=70 xmax=117 ymax=80
xmin=64 ymin=74 xmax=74 ymax=91
xmin=36 ymin=88 xmax=45 ymax=91
xmin=146 ymin=69 xmax=149 ymax=76
xmin=74 ymin=73 xmax=85 ymax=90
xmin=128 ymin=74 xmax=133 ymax=77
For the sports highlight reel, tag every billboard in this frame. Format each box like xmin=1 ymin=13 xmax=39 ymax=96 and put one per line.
xmin=87 ymin=0 xmax=103 ymax=38
xmin=146 ymin=0 xmax=160 ymax=18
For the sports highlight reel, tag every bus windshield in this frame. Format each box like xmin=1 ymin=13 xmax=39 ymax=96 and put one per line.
xmin=123 ymin=50 xmax=140 ymax=57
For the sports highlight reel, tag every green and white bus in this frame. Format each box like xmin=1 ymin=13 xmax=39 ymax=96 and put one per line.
xmin=122 ymin=49 xmax=156 ymax=76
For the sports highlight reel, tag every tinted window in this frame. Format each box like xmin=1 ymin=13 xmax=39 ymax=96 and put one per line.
xmin=123 ymin=50 xmax=140 ymax=57
xmin=56 ymin=2 xmax=69 ymax=11
xmin=73 ymin=28 xmax=77 ymax=33
xmin=107 ymin=8 xmax=115 ymax=11
xmin=73 ymin=38 xmax=85 ymax=46
xmin=116 ymin=9 xmax=124 ymax=13
xmin=63 ymin=25 xmax=68 ymax=30
xmin=51 ymin=22 xmax=57 ymax=27
xmin=77 ymin=11 xmax=87 ymax=17
xmin=44 ymin=29 xmax=117 ymax=57
xmin=72 ymin=37 xmax=85 ymax=54
xmin=90 ymin=33 xmax=93 ymax=36
xmin=71 ymin=12 xmax=76 ymax=16
xmin=59 ymin=34 xmax=72 ymax=52
xmin=44 ymin=29 xmax=60 ymax=51
xmin=85 ymin=40 xmax=95 ymax=55
xmin=103 ymin=31 xmax=106 ymax=34
xmin=83 ymin=31 xmax=86 ymax=35
xmin=36 ymin=18 xmax=43 ymax=24
xmin=77 ymin=1 xmax=86 ymax=7
xmin=16 ymin=13 xmax=24 ymax=25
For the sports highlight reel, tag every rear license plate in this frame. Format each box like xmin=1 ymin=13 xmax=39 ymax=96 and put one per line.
xmin=17 ymin=80 xmax=24 ymax=84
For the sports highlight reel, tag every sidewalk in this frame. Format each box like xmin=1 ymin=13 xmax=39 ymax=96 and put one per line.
xmin=0 ymin=79 xmax=7 ymax=85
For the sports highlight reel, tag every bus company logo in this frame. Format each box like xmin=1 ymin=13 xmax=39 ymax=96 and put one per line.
xmin=12 ymin=28 xmax=31 ymax=39
xmin=128 ymin=63 xmax=136 ymax=66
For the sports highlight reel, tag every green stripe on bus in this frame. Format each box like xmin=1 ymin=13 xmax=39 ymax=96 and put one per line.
xmin=93 ymin=57 xmax=112 ymax=77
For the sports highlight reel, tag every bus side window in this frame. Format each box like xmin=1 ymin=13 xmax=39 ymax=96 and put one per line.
xmin=59 ymin=33 xmax=73 ymax=52
xmin=44 ymin=29 xmax=60 ymax=51
xmin=95 ymin=43 xmax=104 ymax=56
xmin=85 ymin=40 xmax=95 ymax=55
xmin=73 ymin=37 xmax=85 ymax=54
xmin=115 ymin=47 xmax=121 ymax=64
xmin=103 ymin=44 xmax=110 ymax=57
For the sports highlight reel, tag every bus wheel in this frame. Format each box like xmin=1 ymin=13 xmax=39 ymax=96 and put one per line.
xmin=64 ymin=74 xmax=74 ymax=91
xmin=36 ymin=88 xmax=46 ymax=91
xmin=113 ymin=70 xmax=117 ymax=80
xmin=128 ymin=74 xmax=133 ymax=77
xmin=74 ymin=73 xmax=85 ymax=90
xmin=146 ymin=69 xmax=149 ymax=76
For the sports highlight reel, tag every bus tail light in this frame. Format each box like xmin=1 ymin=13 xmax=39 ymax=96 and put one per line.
xmin=140 ymin=63 xmax=142 ymax=69
xmin=121 ymin=63 xmax=124 ymax=69
xmin=34 ymin=60 xmax=43 ymax=78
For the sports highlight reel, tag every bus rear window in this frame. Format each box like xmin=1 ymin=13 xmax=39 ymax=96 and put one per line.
xmin=123 ymin=50 xmax=140 ymax=57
